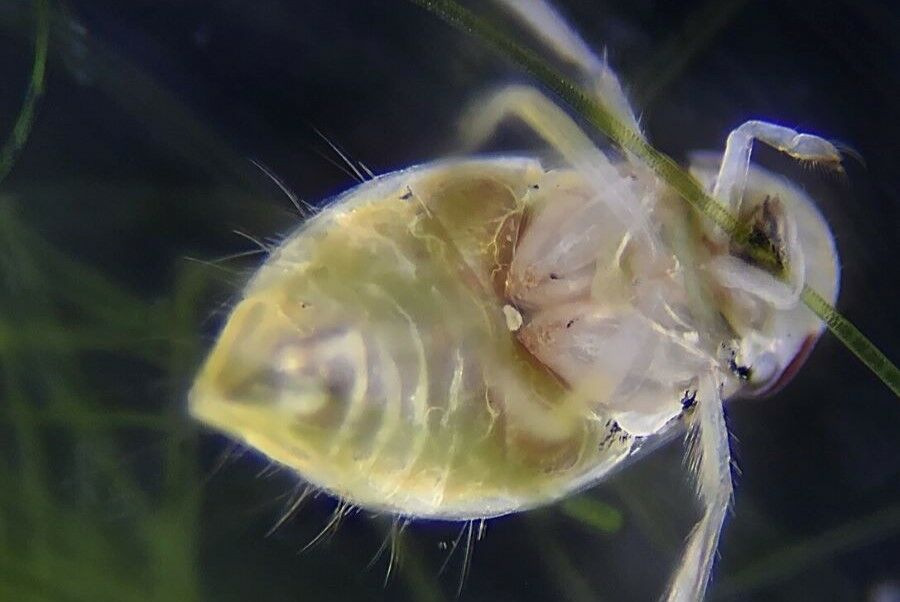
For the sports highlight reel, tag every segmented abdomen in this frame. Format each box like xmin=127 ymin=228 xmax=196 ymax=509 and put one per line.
xmin=190 ymin=159 xmax=631 ymax=519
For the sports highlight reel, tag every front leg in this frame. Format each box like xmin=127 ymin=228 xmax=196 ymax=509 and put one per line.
xmin=712 ymin=120 xmax=841 ymax=220
xmin=704 ymin=121 xmax=841 ymax=308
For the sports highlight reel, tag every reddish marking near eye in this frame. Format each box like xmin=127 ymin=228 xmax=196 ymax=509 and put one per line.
xmin=760 ymin=334 xmax=819 ymax=397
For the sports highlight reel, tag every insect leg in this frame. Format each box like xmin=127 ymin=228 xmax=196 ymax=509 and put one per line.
xmin=664 ymin=373 xmax=732 ymax=602
xmin=712 ymin=120 xmax=842 ymax=220
xmin=703 ymin=121 xmax=838 ymax=307
xmin=705 ymin=182 xmax=807 ymax=310
xmin=460 ymin=85 xmax=657 ymax=250
xmin=493 ymin=0 xmax=642 ymax=136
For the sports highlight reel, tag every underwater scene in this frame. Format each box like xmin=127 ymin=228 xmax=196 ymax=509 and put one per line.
xmin=0 ymin=1 xmax=898 ymax=601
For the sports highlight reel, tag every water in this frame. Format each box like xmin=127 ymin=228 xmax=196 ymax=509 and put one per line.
xmin=0 ymin=1 xmax=898 ymax=600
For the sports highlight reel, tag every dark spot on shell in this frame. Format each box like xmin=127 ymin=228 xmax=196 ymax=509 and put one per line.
xmin=728 ymin=356 xmax=752 ymax=381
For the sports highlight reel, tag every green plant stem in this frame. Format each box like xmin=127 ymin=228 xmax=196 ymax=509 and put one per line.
xmin=633 ymin=0 xmax=750 ymax=106
xmin=800 ymin=285 xmax=899 ymax=394
xmin=0 ymin=0 xmax=48 ymax=185
xmin=526 ymin=514 xmax=602 ymax=602
xmin=714 ymin=503 xmax=900 ymax=599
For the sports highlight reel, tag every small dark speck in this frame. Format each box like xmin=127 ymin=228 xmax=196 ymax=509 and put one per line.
xmin=566 ymin=319 xmax=574 ymax=329
xmin=549 ymin=272 xmax=560 ymax=280
xmin=681 ymin=390 xmax=697 ymax=410
xmin=531 ymin=184 xmax=540 ymax=190
xmin=728 ymin=357 xmax=752 ymax=381
xmin=400 ymin=187 xmax=413 ymax=200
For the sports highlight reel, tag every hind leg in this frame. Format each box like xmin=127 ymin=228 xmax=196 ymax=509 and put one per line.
xmin=493 ymin=0 xmax=643 ymax=136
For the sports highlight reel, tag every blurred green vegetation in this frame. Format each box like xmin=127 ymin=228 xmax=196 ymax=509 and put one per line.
xmin=0 ymin=5 xmax=203 ymax=600
xmin=0 ymin=206 xmax=207 ymax=601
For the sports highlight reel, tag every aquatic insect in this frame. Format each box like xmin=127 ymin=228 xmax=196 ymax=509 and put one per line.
xmin=189 ymin=1 xmax=843 ymax=599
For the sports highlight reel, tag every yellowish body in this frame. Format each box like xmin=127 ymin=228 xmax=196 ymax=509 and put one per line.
xmin=191 ymin=159 xmax=632 ymax=519
xmin=190 ymin=155 xmax=837 ymax=519
xmin=189 ymin=2 xmax=843 ymax=599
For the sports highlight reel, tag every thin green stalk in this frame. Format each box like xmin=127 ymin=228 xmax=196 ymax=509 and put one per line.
xmin=0 ymin=406 xmax=174 ymax=431
xmin=526 ymin=514 xmax=602 ymax=602
xmin=800 ymin=285 xmax=898 ymax=394
xmin=13 ymin=217 xmax=157 ymax=331
xmin=0 ymin=558 xmax=81 ymax=602
xmin=558 ymin=495 xmax=623 ymax=533
xmin=1 ymin=353 xmax=53 ymax=584
xmin=0 ymin=0 xmax=48 ymax=185
xmin=150 ymin=263 xmax=209 ymax=602
xmin=714 ymin=503 xmax=900 ymax=599
xmin=408 ymin=0 xmax=900 ymax=397
xmin=633 ymin=0 xmax=750 ymax=106
xmin=0 ymin=184 xmax=159 ymax=553
xmin=396 ymin=532 xmax=447 ymax=602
